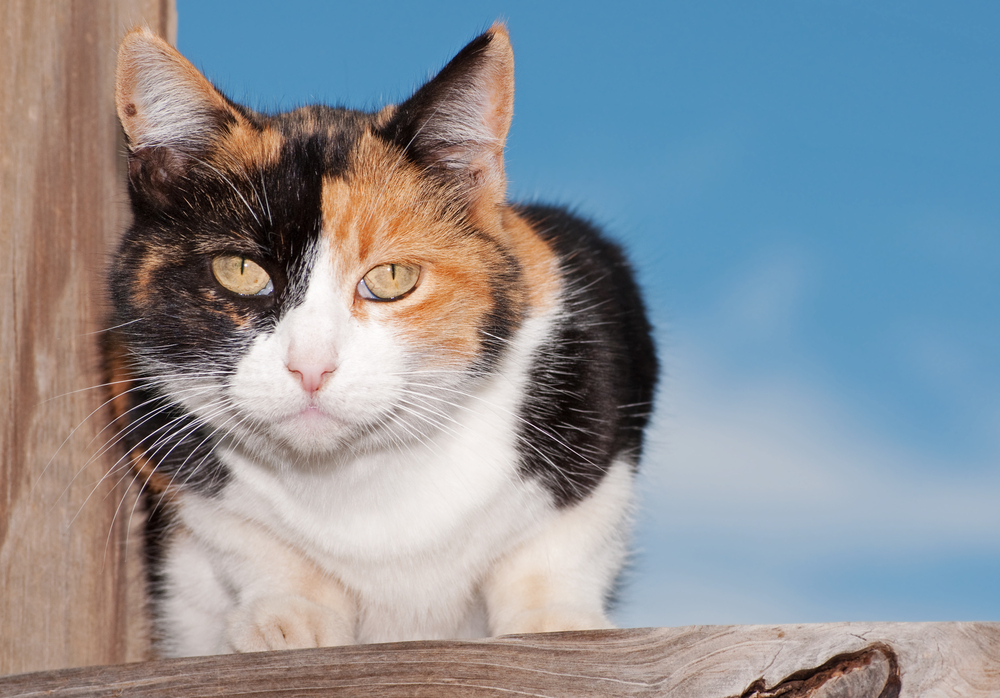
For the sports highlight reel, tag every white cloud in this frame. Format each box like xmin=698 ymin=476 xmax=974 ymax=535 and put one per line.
xmin=642 ymin=341 xmax=1000 ymax=550
xmin=615 ymin=334 xmax=1000 ymax=627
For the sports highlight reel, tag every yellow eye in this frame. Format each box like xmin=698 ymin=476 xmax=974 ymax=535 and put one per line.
xmin=359 ymin=263 xmax=420 ymax=301
xmin=212 ymin=255 xmax=273 ymax=296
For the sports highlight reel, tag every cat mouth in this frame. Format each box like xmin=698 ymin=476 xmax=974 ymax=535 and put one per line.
xmin=286 ymin=404 xmax=336 ymax=424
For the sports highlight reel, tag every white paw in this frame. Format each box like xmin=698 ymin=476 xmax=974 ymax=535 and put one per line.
xmin=493 ymin=606 xmax=612 ymax=636
xmin=226 ymin=594 xmax=354 ymax=652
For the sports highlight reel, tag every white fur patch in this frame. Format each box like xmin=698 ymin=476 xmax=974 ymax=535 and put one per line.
xmin=153 ymin=236 xmax=637 ymax=654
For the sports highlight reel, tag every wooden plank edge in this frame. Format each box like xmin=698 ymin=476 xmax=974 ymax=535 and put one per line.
xmin=1 ymin=623 xmax=998 ymax=697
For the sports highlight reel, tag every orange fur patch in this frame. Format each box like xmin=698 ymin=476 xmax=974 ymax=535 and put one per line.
xmin=317 ymin=132 xmax=566 ymax=368
xmin=497 ymin=207 xmax=561 ymax=312
xmin=213 ymin=123 xmax=284 ymax=173
xmin=132 ymin=248 xmax=168 ymax=308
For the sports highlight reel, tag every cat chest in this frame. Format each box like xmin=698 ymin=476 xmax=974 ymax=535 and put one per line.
xmin=181 ymin=433 xmax=554 ymax=592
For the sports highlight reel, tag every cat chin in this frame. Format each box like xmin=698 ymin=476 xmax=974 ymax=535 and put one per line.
xmin=281 ymin=405 xmax=341 ymax=430
xmin=222 ymin=391 xmax=417 ymax=464
xmin=265 ymin=414 xmax=353 ymax=456
xmin=234 ymin=428 xmax=352 ymax=467
xmin=251 ymin=415 xmax=426 ymax=466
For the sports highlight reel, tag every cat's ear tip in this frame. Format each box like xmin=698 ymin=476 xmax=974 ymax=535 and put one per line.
xmin=118 ymin=25 xmax=170 ymax=56
xmin=114 ymin=25 xmax=229 ymax=153
xmin=484 ymin=22 xmax=513 ymax=60
xmin=486 ymin=21 xmax=510 ymax=41
xmin=116 ymin=25 xmax=175 ymax=90
xmin=121 ymin=24 xmax=157 ymax=40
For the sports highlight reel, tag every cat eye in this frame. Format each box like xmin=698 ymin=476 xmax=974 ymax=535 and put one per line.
xmin=358 ymin=263 xmax=420 ymax=301
xmin=211 ymin=255 xmax=274 ymax=296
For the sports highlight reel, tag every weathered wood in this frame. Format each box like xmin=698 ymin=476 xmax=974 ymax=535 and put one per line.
xmin=0 ymin=0 xmax=175 ymax=675
xmin=1 ymin=623 xmax=998 ymax=697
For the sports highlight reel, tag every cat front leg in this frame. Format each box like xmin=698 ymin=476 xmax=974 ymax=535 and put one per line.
xmin=173 ymin=502 xmax=357 ymax=653
xmin=484 ymin=574 xmax=613 ymax=635
xmin=482 ymin=460 xmax=634 ymax=635
xmin=219 ymin=531 xmax=357 ymax=652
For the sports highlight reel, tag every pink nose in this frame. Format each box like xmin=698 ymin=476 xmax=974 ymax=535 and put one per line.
xmin=287 ymin=361 xmax=335 ymax=394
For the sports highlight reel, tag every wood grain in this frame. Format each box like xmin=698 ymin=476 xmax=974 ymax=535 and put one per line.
xmin=2 ymin=623 xmax=998 ymax=697
xmin=0 ymin=0 xmax=176 ymax=674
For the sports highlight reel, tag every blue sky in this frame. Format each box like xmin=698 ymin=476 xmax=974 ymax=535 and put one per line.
xmin=176 ymin=1 xmax=1000 ymax=626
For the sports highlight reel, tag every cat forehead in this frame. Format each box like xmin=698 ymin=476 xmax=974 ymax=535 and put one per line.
xmin=205 ymin=104 xmax=386 ymax=178
xmin=195 ymin=104 xmax=442 ymax=247
xmin=214 ymin=108 xmax=448 ymax=233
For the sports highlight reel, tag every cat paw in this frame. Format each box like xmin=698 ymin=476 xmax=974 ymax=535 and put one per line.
xmin=226 ymin=594 xmax=354 ymax=652
xmin=493 ymin=606 xmax=612 ymax=636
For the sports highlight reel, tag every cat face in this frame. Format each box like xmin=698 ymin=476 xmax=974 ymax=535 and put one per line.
xmin=220 ymin=139 xmax=523 ymax=457
xmin=110 ymin=27 xmax=528 ymax=461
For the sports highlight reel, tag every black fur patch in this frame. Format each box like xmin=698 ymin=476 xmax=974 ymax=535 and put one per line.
xmin=513 ymin=205 xmax=658 ymax=507
xmin=140 ymin=489 xmax=177 ymax=623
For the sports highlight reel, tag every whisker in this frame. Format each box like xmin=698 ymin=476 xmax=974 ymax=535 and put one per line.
xmin=190 ymin=156 xmax=262 ymax=229
xmin=69 ymin=392 xmax=232 ymax=525
xmin=79 ymin=317 xmax=146 ymax=337
xmin=260 ymin=169 xmax=273 ymax=225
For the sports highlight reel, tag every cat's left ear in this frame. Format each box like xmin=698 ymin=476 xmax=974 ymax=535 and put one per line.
xmin=381 ymin=24 xmax=514 ymax=212
xmin=115 ymin=27 xmax=240 ymax=206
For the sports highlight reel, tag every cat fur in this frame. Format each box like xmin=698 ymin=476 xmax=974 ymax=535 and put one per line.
xmin=108 ymin=24 xmax=657 ymax=656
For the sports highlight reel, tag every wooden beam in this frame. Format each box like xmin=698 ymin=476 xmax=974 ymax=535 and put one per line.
xmin=2 ymin=623 xmax=998 ymax=697
xmin=0 ymin=0 xmax=175 ymax=675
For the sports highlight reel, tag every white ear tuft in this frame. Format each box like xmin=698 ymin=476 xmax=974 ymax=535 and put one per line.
xmin=116 ymin=26 xmax=231 ymax=151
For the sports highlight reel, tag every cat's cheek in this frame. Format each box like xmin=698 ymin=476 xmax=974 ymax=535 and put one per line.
xmin=310 ymin=329 xmax=412 ymax=422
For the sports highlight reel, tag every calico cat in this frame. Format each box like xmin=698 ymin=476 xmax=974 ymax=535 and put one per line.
xmin=108 ymin=24 xmax=657 ymax=657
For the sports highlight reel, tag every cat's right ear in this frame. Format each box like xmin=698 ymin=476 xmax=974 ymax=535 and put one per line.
xmin=379 ymin=25 xmax=515 ymax=217
xmin=115 ymin=27 xmax=236 ymax=205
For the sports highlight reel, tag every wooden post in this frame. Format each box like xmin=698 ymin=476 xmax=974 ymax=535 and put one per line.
xmin=0 ymin=0 xmax=175 ymax=675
